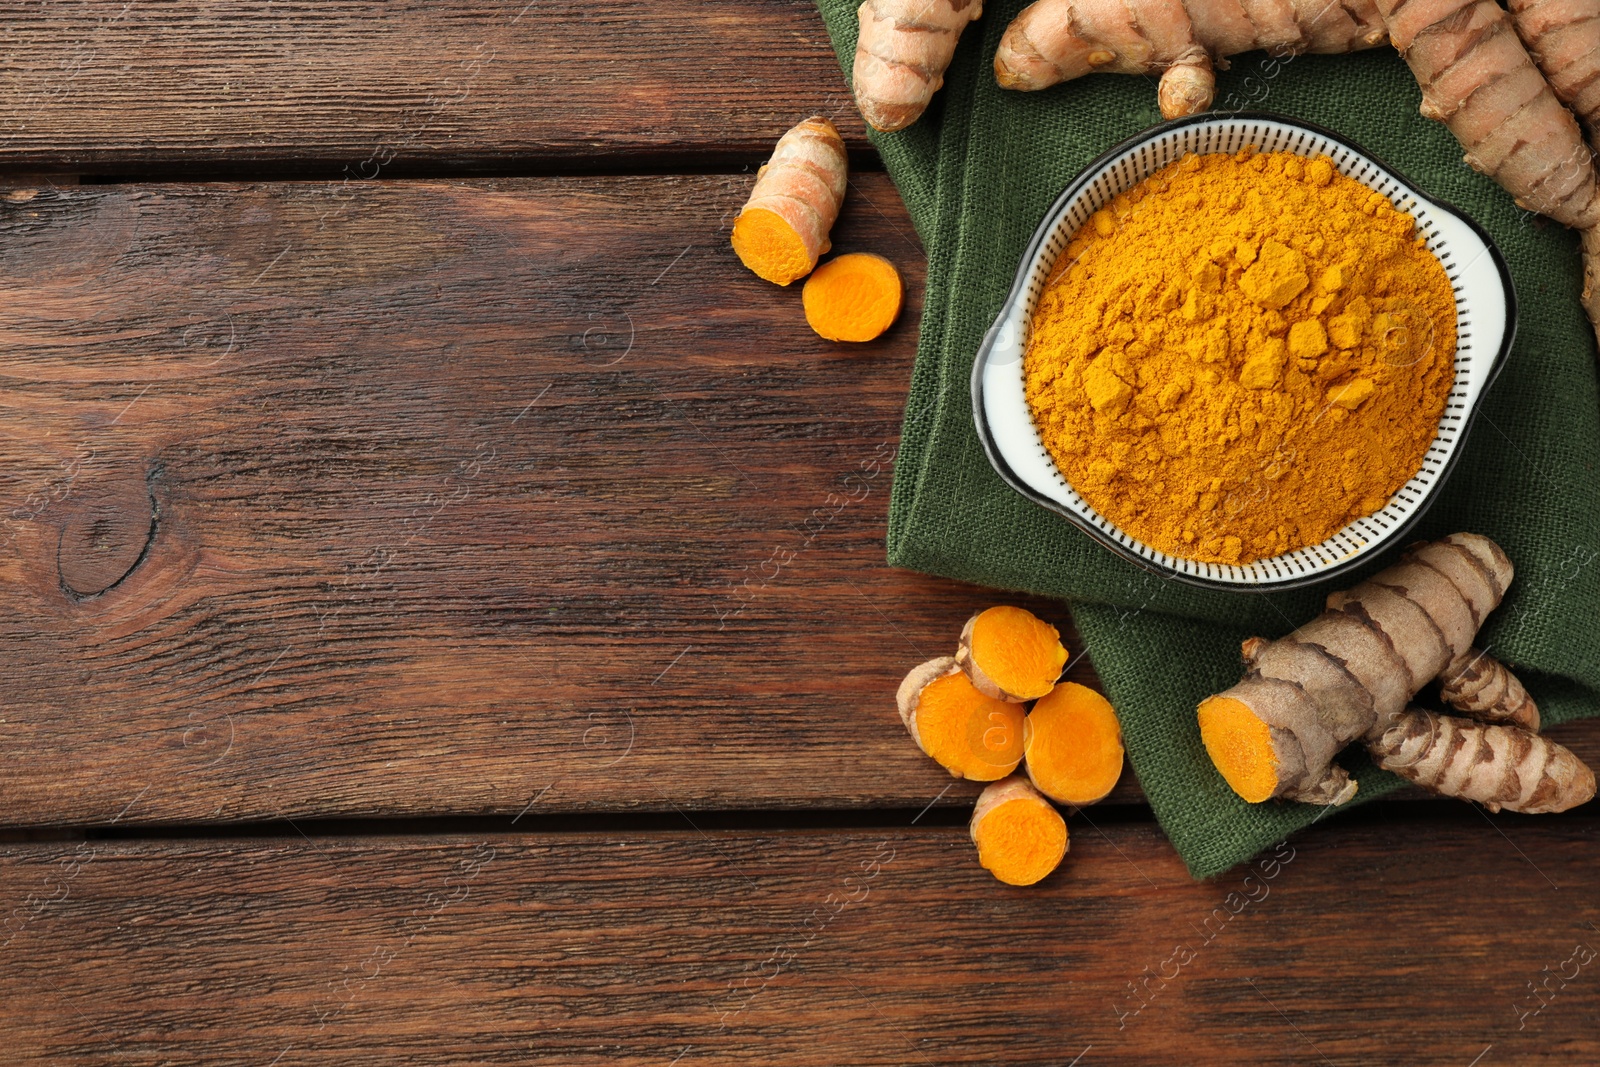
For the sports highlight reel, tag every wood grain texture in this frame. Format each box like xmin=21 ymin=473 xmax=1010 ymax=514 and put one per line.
xmin=2 ymin=817 xmax=1597 ymax=1064
xmin=0 ymin=171 xmax=1137 ymax=825
xmin=0 ymin=0 xmax=867 ymax=173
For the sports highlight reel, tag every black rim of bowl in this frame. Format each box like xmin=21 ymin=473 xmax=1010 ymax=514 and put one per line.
xmin=969 ymin=109 xmax=1519 ymax=593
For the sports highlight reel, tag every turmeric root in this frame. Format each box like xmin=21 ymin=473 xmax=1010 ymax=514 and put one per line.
xmin=1507 ymin=0 xmax=1600 ymax=142
xmin=956 ymin=605 xmax=1069 ymax=702
xmin=802 ymin=252 xmax=904 ymax=341
xmin=1371 ymin=708 xmax=1591 ymax=812
xmin=852 ymin=0 xmax=984 ymax=132
xmin=730 ymin=117 xmax=849 ymax=286
xmin=1380 ymin=0 xmax=1600 ymax=338
xmin=970 ymin=775 xmax=1068 ymax=885
xmin=1024 ymin=681 xmax=1125 ymax=805
xmin=1198 ymin=533 xmax=1596 ymax=813
xmin=1438 ymin=647 xmax=1540 ymax=730
xmin=992 ymin=0 xmax=1387 ymax=119
xmin=898 ymin=656 xmax=1026 ymax=780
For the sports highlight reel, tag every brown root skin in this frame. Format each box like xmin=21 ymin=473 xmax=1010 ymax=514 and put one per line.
xmin=1508 ymin=0 xmax=1600 ymax=140
xmin=969 ymin=776 xmax=1068 ymax=886
xmin=853 ymin=0 xmax=984 ymax=132
xmin=897 ymin=656 xmax=958 ymax=737
xmin=1157 ymin=53 xmax=1214 ymax=119
xmin=1582 ymin=227 xmax=1600 ymax=350
xmin=1370 ymin=708 xmax=1595 ymax=813
xmin=955 ymin=606 xmax=1068 ymax=703
xmin=1386 ymin=0 xmax=1600 ymax=341
xmin=1198 ymin=534 xmax=1592 ymax=812
xmin=1438 ymin=647 xmax=1541 ymax=731
xmin=993 ymin=0 xmax=1386 ymax=95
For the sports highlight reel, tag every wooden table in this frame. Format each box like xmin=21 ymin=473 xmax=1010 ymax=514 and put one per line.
xmin=2 ymin=3 xmax=1597 ymax=1062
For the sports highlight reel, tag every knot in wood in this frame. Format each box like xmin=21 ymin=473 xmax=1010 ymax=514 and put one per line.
xmin=56 ymin=475 xmax=158 ymax=599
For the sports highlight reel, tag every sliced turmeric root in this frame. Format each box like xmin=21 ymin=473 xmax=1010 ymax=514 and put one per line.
xmin=957 ymin=606 xmax=1068 ymax=702
xmin=801 ymin=252 xmax=903 ymax=342
xmin=1197 ymin=533 xmax=1597 ymax=812
xmin=1198 ymin=695 xmax=1281 ymax=804
xmin=897 ymin=656 xmax=1025 ymax=781
xmin=730 ymin=116 xmax=848 ymax=286
xmin=1024 ymin=682 xmax=1125 ymax=805
xmin=970 ymin=776 xmax=1068 ymax=886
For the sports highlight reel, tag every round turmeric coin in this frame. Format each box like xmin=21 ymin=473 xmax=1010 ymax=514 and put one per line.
xmin=802 ymin=252 xmax=903 ymax=342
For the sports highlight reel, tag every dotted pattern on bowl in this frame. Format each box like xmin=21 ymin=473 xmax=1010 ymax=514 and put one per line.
xmin=1009 ymin=120 xmax=1477 ymax=585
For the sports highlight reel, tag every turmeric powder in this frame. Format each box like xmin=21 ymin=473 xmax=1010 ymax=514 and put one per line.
xmin=1024 ymin=148 xmax=1456 ymax=565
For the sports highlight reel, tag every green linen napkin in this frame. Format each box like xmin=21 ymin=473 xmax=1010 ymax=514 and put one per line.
xmin=813 ymin=0 xmax=1600 ymax=877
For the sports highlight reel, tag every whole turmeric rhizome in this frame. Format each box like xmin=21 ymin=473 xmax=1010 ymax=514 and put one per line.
xmin=1024 ymin=148 xmax=1457 ymax=566
xmin=897 ymin=606 xmax=1126 ymax=886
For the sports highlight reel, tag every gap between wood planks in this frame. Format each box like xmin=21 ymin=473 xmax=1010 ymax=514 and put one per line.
xmin=0 ymin=796 xmax=1578 ymax=846
xmin=52 ymin=151 xmax=890 ymax=184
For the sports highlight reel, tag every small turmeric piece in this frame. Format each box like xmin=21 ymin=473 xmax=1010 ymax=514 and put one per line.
xmin=970 ymin=776 xmax=1069 ymax=886
xmin=853 ymin=0 xmax=983 ymax=132
xmin=1024 ymin=681 xmax=1125 ymax=805
xmin=956 ymin=606 xmax=1068 ymax=702
xmin=730 ymin=116 xmax=848 ymax=286
xmin=802 ymin=253 xmax=903 ymax=342
xmin=897 ymin=656 xmax=1026 ymax=780
xmin=1198 ymin=533 xmax=1597 ymax=813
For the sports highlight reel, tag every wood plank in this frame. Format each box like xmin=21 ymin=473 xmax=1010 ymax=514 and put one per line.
xmin=0 ymin=171 xmax=1133 ymax=825
xmin=2 ymin=815 xmax=1597 ymax=1063
xmin=0 ymin=0 xmax=867 ymax=173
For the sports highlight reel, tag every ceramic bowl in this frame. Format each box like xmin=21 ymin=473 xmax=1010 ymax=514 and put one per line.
xmin=971 ymin=112 xmax=1515 ymax=590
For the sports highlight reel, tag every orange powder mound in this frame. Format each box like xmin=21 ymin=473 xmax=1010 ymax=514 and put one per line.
xmin=972 ymin=792 xmax=1069 ymax=886
xmin=1197 ymin=695 xmax=1279 ymax=802
xmin=1023 ymin=148 xmax=1457 ymax=565
xmin=916 ymin=671 xmax=1026 ymax=780
xmin=1023 ymin=682 xmax=1124 ymax=805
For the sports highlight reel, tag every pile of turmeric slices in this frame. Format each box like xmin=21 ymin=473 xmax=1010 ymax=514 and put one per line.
xmin=898 ymin=606 xmax=1126 ymax=886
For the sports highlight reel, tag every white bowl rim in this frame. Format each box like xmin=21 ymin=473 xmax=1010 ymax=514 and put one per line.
xmin=970 ymin=110 xmax=1517 ymax=592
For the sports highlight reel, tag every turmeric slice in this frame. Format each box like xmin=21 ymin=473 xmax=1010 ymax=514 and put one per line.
xmin=897 ymin=656 xmax=1026 ymax=781
xmin=1023 ymin=682 xmax=1125 ymax=805
xmin=802 ymin=253 xmax=903 ymax=342
xmin=956 ymin=606 xmax=1068 ymax=703
xmin=969 ymin=776 xmax=1069 ymax=886
xmin=730 ymin=116 xmax=848 ymax=286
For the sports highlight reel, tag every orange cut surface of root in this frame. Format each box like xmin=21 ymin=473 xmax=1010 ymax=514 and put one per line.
xmin=731 ymin=209 xmax=815 ymax=286
xmin=1198 ymin=696 xmax=1278 ymax=802
xmin=916 ymin=671 xmax=1026 ymax=781
xmin=972 ymin=791 xmax=1069 ymax=886
xmin=1024 ymin=682 xmax=1125 ymax=805
xmin=802 ymin=252 xmax=904 ymax=341
xmin=962 ymin=606 xmax=1068 ymax=701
